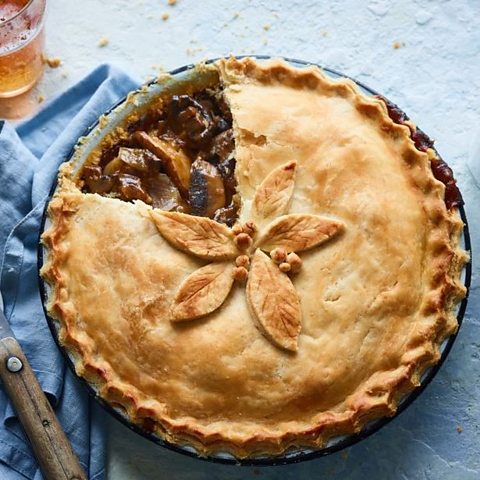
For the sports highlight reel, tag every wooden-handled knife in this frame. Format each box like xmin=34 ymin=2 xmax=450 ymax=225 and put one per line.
xmin=0 ymin=306 xmax=86 ymax=480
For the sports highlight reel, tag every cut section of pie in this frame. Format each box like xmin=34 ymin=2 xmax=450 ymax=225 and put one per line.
xmin=40 ymin=57 xmax=468 ymax=458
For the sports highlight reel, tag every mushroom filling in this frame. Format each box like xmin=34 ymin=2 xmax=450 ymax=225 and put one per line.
xmin=80 ymin=89 xmax=239 ymax=226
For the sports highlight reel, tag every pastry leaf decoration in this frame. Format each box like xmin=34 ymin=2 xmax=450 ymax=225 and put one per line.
xmin=252 ymin=161 xmax=297 ymax=224
xmin=171 ymin=262 xmax=235 ymax=321
xmin=150 ymin=211 xmax=237 ymax=260
xmin=256 ymin=214 xmax=344 ymax=253
xmin=246 ymin=250 xmax=301 ymax=352
xmin=151 ymin=160 xmax=345 ymax=352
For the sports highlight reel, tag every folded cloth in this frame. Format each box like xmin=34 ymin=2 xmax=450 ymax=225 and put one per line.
xmin=0 ymin=65 xmax=140 ymax=480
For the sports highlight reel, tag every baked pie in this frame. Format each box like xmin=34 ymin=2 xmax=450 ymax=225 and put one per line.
xmin=40 ymin=57 xmax=468 ymax=457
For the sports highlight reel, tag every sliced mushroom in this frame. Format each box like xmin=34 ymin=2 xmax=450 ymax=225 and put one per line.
xmin=117 ymin=147 xmax=161 ymax=173
xmin=211 ymin=129 xmax=234 ymax=160
xmin=213 ymin=199 xmax=240 ymax=227
xmin=81 ymin=165 xmax=115 ymax=194
xmin=189 ymin=159 xmax=226 ymax=218
xmin=115 ymin=173 xmax=152 ymax=204
xmin=103 ymin=157 xmax=125 ymax=175
xmin=146 ymin=173 xmax=184 ymax=211
xmin=216 ymin=157 xmax=237 ymax=195
xmin=134 ymin=131 xmax=191 ymax=198
xmin=168 ymin=95 xmax=215 ymax=147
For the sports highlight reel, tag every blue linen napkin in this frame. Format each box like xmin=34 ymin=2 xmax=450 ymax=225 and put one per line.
xmin=0 ymin=65 xmax=140 ymax=479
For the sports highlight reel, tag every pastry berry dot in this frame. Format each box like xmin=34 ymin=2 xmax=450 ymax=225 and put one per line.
xmin=234 ymin=233 xmax=252 ymax=250
xmin=243 ymin=221 xmax=257 ymax=237
xmin=235 ymin=255 xmax=250 ymax=268
xmin=287 ymin=252 xmax=302 ymax=273
xmin=233 ymin=266 xmax=248 ymax=282
xmin=232 ymin=224 xmax=243 ymax=235
xmin=270 ymin=248 xmax=287 ymax=264
xmin=279 ymin=262 xmax=291 ymax=273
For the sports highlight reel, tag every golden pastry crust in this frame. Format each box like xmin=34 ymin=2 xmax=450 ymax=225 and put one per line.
xmin=41 ymin=57 xmax=468 ymax=458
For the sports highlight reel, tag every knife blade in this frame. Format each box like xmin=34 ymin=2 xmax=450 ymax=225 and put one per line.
xmin=0 ymin=299 xmax=86 ymax=480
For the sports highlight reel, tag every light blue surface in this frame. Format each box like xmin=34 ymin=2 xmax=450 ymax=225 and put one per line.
xmin=0 ymin=65 xmax=140 ymax=480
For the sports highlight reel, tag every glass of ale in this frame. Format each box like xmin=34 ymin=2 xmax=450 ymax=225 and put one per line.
xmin=0 ymin=0 xmax=46 ymax=98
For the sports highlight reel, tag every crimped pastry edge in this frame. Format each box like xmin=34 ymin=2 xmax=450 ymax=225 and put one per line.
xmin=40 ymin=57 xmax=469 ymax=458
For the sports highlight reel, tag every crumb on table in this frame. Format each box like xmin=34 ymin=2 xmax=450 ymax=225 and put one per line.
xmin=161 ymin=12 xmax=170 ymax=20
xmin=168 ymin=0 xmax=177 ymax=5
xmin=37 ymin=94 xmax=45 ymax=103
xmin=151 ymin=64 xmax=165 ymax=72
xmin=457 ymin=425 xmax=463 ymax=433
xmin=393 ymin=41 xmax=405 ymax=49
xmin=98 ymin=36 xmax=110 ymax=48
xmin=43 ymin=56 xmax=61 ymax=68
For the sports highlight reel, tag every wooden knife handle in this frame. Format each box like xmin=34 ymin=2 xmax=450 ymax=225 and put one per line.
xmin=0 ymin=336 xmax=87 ymax=480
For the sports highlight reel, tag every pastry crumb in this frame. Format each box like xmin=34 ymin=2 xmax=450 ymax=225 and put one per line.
xmin=37 ymin=94 xmax=45 ymax=103
xmin=161 ymin=12 xmax=170 ymax=20
xmin=185 ymin=47 xmax=203 ymax=56
xmin=98 ymin=36 xmax=109 ymax=48
xmin=263 ymin=24 xmax=270 ymax=31
xmin=43 ymin=56 xmax=61 ymax=68
xmin=457 ymin=425 xmax=463 ymax=433
xmin=393 ymin=41 xmax=405 ymax=49
xmin=321 ymin=31 xmax=329 ymax=37
xmin=150 ymin=64 xmax=165 ymax=72
xmin=232 ymin=12 xmax=240 ymax=19
xmin=167 ymin=0 xmax=177 ymax=5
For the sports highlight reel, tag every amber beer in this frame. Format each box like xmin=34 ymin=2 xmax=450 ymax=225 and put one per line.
xmin=0 ymin=0 xmax=46 ymax=98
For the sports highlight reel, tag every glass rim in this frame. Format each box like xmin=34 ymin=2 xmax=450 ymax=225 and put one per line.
xmin=0 ymin=0 xmax=46 ymax=28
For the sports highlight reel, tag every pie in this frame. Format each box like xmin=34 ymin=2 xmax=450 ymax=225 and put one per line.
xmin=40 ymin=57 xmax=468 ymax=458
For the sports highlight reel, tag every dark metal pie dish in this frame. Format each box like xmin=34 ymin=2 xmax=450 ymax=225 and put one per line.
xmin=37 ymin=56 xmax=471 ymax=465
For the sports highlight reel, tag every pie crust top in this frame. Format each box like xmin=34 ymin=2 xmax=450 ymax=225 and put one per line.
xmin=41 ymin=57 xmax=468 ymax=457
